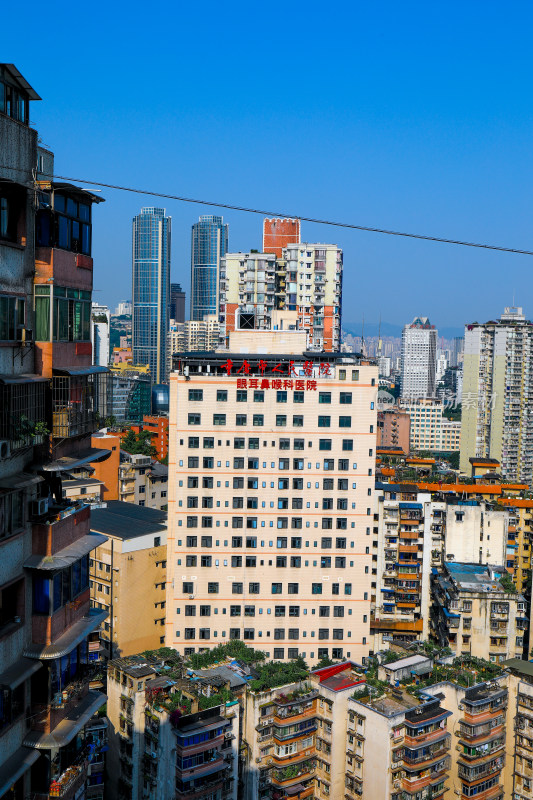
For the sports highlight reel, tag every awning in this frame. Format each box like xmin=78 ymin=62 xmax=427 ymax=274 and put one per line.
xmin=0 ymin=472 xmax=44 ymax=489
xmin=41 ymin=448 xmax=111 ymax=473
xmin=0 ymin=657 xmax=42 ymax=689
xmin=52 ymin=366 xmax=109 ymax=376
xmin=0 ymin=374 xmax=48 ymax=385
xmin=0 ymin=746 xmax=40 ymax=796
xmin=285 ymin=785 xmax=306 ymax=796
xmin=23 ymin=608 xmax=108 ymax=660
xmin=24 ymin=533 xmax=108 ymax=571
xmin=176 ymin=715 xmax=226 ymax=736
xmin=23 ymin=690 xmax=106 ymax=749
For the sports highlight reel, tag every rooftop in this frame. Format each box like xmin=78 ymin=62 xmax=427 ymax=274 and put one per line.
xmin=382 ymin=654 xmax=432 ymax=672
xmin=90 ymin=501 xmax=167 ymax=540
xmin=445 ymin=561 xmax=514 ymax=593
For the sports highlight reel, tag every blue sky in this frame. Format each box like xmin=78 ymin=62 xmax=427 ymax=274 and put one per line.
xmin=6 ymin=0 xmax=533 ymax=330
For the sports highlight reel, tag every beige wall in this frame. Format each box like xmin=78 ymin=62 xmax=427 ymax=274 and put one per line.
xmin=91 ymin=534 xmax=167 ymax=657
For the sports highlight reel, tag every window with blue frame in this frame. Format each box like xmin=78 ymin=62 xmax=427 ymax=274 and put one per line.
xmin=34 ymin=555 xmax=90 ymax=614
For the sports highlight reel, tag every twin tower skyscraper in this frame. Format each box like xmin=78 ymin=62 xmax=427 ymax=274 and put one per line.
xmin=131 ymin=210 xmax=227 ymax=383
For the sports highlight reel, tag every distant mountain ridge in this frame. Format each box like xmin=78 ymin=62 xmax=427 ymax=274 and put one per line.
xmin=342 ymin=321 xmax=464 ymax=339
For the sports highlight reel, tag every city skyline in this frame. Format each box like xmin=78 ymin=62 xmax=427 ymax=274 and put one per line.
xmin=9 ymin=2 xmax=533 ymax=325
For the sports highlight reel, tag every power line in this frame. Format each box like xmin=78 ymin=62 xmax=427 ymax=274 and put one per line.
xmin=2 ymin=163 xmax=533 ymax=256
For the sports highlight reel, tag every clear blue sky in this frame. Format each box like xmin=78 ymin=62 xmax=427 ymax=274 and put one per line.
xmin=6 ymin=1 xmax=533 ymax=330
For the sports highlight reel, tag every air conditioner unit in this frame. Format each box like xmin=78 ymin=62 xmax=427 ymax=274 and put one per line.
xmin=31 ymin=498 xmax=48 ymax=517
xmin=0 ymin=440 xmax=11 ymax=460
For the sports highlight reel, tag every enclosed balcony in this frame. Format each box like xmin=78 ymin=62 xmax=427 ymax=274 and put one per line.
xmin=0 ymin=374 xmax=48 ymax=451
xmin=52 ymin=366 xmax=109 ymax=438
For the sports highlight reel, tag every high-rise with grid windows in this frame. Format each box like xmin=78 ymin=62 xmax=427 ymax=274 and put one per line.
xmin=190 ymin=214 xmax=228 ymax=321
xmin=132 ymin=207 xmax=171 ymax=383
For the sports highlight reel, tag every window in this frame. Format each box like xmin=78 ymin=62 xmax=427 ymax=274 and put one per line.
xmin=236 ymin=390 xmax=247 ymax=402
xmin=249 ymin=582 xmax=260 ymax=594
xmin=188 ymin=413 xmax=201 ymax=425
xmin=275 ymin=605 xmax=286 ymax=617
xmin=294 ymin=391 xmax=304 ymax=403
xmin=201 ymin=536 xmax=212 ymax=547
xmin=253 ymin=414 xmax=264 ymax=426
xmin=335 ymin=557 xmax=346 ymax=568
xmin=185 ymin=605 xmax=196 ymax=616
xmin=339 ymin=416 xmax=352 ymax=428
xmin=277 ymin=391 xmax=287 ymax=403
xmin=188 ymin=389 xmax=203 ymax=401
xmin=217 ymin=390 xmax=227 ymax=402
xmin=334 ymin=606 xmax=344 ymax=617
xmin=233 ymin=477 xmax=244 ymax=489
xmin=336 ymin=537 xmax=347 ymax=549
xmin=318 ymin=416 xmax=331 ymax=427
xmin=342 ymin=439 xmax=353 ymax=451
xmin=234 ymin=458 xmax=244 ymax=469
xmin=279 ymin=439 xmax=290 ymax=451
xmin=312 ymin=583 xmax=323 ymax=595
xmin=203 ymin=437 xmax=214 ymax=448
xmin=319 ymin=392 xmax=331 ymax=404
xmin=234 ymin=437 xmax=245 ymax=449
xmin=272 ymin=583 xmax=282 ymax=594
xmin=202 ymin=477 xmax=213 ymax=488
xmin=188 ymin=477 xmax=199 ymax=488
xmin=273 ymin=648 xmax=284 ymax=659
xmin=319 ymin=606 xmax=330 ymax=617
xmin=340 ymin=392 xmax=352 ymax=404
xmin=338 ymin=479 xmax=348 ymax=490
xmin=236 ymin=414 xmax=247 ymax=426
xmin=289 ymin=605 xmax=300 ymax=616
xmin=323 ymin=478 xmax=333 ymax=490
xmin=186 ymin=518 xmax=198 ymax=530
xmin=0 ymin=296 xmax=26 ymax=341
xmin=276 ymin=415 xmax=287 ymax=427
xmin=208 ymin=582 xmax=219 ymax=593
xmin=254 ymin=390 xmax=264 ymax=402
xmin=337 ymin=518 xmax=347 ymax=530
xmin=319 ymin=439 xmax=332 ymax=451
xmin=188 ymin=436 xmax=199 ymax=449
xmin=293 ymin=415 xmax=303 ymax=427
xmin=213 ymin=414 xmax=226 ymax=425
xmin=232 ymin=583 xmax=243 ymax=594
xmin=338 ymin=459 xmax=349 ymax=471
xmin=248 ymin=437 xmax=259 ymax=449
xmin=186 ymin=556 xmax=197 ymax=567
xmin=230 ymin=605 xmax=241 ymax=617
xmin=319 ymin=629 xmax=329 ymax=640
xmin=324 ymin=459 xmax=334 ymax=471
xmin=202 ymin=497 xmax=213 ymax=508
xmin=203 ymin=457 xmax=214 ymax=469
xmin=293 ymin=439 xmax=304 ymax=451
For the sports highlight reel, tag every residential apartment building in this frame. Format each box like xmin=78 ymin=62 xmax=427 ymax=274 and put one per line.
xmin=432 ymin=562 xmax=526 ymax=661
xmin=219 ymin=242 xmax=343 ymax=351
xmin=119 ymin=452 xmax=168 ymax=509
xmin=400 ymin=399 xmax=460 ymax=452
xmin=377 ymin=408 xmax=411 ymax=454
xmin=166 ymin=332 xmax=378 ymax=663
xmin=106 ymin=653 xmax=239 ymax=800
xmin=90 ymin=302 xmax=110 ymax=367
xmin=0 ymin=64 xmax=108 ymax=799
xmin=191 ymin=214 xmax=228 ymax=321
xmin=109 ymin=363 xmax=152 ymax=424
xmin=89 ymin=502 xmax=167 ymax=658
xmin=262 ymin=217 xmax=301 ymax=258
xmin=372 ymin=483 xmax=509 ymax=651
xmin=167 ymin=315 xmax=220 ymax=373
xmin=347 ymin=690 xmax=451 ymax=800
xmin=132 ymin=207 xmax=171 ymax=383
xmin=460 ymin=306 xmax=533 ymax=483
xmin=400 ymin=316 xmax=438 ymax=399
xmin=441 ymin=419 xmax=461 ymax=451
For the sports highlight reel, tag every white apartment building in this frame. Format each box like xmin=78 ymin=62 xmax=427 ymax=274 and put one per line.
xmin=460 ymin=306 xmax=533 ymax=483
xmin=167 ymin=315 xmax=220 ymax=375
xmin=166 ymin=331 xmax=378 ymax=663
xmin=398 ymin=399 xmax=460 ymax=453
xmin=219 ymin=243 xmax=342 ymax=351
xmin=91 ymin=302 xmax=111 ymax=367
xmin=400 ymin=316 xmax=438 ymax=399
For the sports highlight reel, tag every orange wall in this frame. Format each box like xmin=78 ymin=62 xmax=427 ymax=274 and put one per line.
xmin=91 ymin=433 xmax=121 ymax=500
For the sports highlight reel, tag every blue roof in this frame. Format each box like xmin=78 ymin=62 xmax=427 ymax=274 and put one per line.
xmin=399 ymin=502 xmax=422 ymax=509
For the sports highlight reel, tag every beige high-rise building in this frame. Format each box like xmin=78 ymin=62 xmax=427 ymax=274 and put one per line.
xmin=219 ymin=243 xmax=342 ymax=351
xmin=89 ymin=501 xmax=168 ymax=658
xmin=460 ymin=307 xmax=533 ymax=482
xmin=166 ymin=331 xmax=378 ymax=663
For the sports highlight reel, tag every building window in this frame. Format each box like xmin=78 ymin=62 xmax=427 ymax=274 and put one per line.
xmin=217 ymin=390 xmax=227 ymax=402
xmin=339 ymin=416 xmax=352 ymax=428
xmin=213 ymin=414 xmax=226 ymax=425
xmin=253 ymin=414 xmax=264 ymax=426
xmin=277 ymin=391 xmax=287 ymax=403
xmin=236 ymin=390 xmax=247 ymax=402
xmin=294 ymin=391 xmax=304 ymax=403
xmin=318 ymin=392 xmax=331 ymax=404
xmin=188 ymin=389 xmax=203 ymax=401
xmin=318 ymin=416 xmax=331 ymax=428
xmin=340 ymin=392 xmax=352 ymax=404
xmin=276 ymin=415 xmax=287 ymax=427
xmin=319 ymin=439 xmax=332 ymax=451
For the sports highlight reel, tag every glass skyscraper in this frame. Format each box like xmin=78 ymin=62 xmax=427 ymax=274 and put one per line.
xmin=132 ymin=207 xmax=171 ymax=383
xmin=190 ymin=214 xmax=228 ymax=320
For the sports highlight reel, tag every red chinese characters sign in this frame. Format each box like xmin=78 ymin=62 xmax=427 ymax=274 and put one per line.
xmin=199 ymin=359 xmax=333 ymax=390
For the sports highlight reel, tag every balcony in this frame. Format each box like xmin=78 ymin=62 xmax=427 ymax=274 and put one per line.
xmin=52 ymin=367 xmax=109 ymax=439
xmin=0 ymin=374 xmax=48 ymax=451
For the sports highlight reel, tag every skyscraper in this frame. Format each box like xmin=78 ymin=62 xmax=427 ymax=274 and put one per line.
xmin=190 ymin=214 xmax=228 ymax=321
xmin=170 ymin=282 xmax=186 ymax=322
xmin=400 ymin=316 xmax=438 ymax=399
xmin=460 ymin=307 xmax=533 ymax=483
xmin=132 ymin=207 xmax=171 ymax=383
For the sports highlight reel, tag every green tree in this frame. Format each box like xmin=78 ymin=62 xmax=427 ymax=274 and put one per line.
xmin=121 ymin=429 xmax=157 ymax=457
